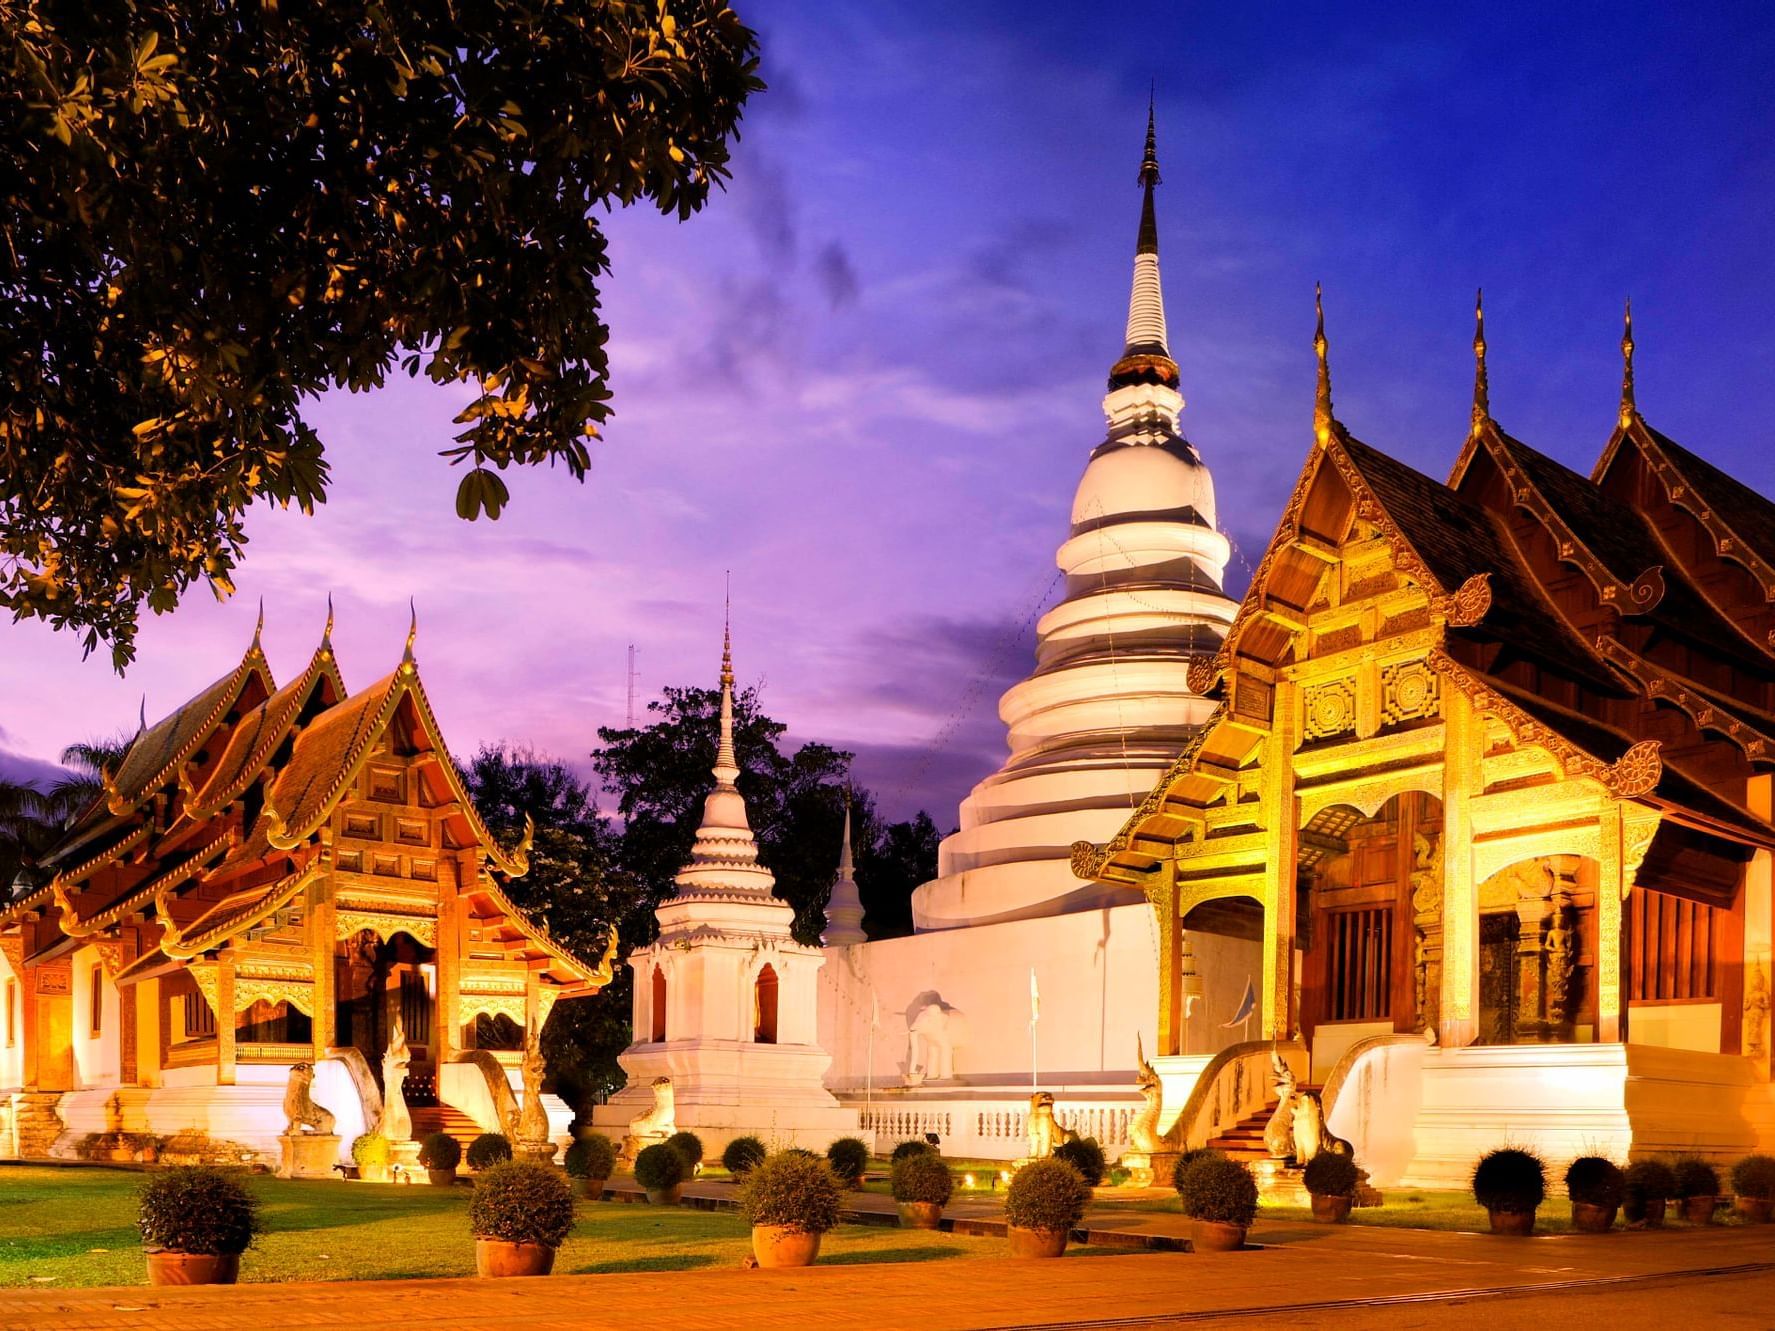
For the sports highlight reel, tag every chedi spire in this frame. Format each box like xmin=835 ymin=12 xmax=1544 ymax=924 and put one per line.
xmin=1109 ymin=97 xmax=1180 ymax=394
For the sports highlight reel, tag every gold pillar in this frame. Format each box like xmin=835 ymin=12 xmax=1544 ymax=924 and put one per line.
xmin=1152 ymin=860 xmax=1181 ymax=1056
xmin=216 ymin=950 xmax=237 ymax=1086
xmin=435 ymin=857 xmax=464 ymax=1065
xmin=1439 ymin=689 xmax=1480 ymax=1047
xmin=310 ymin=886 xmax=335 ymax=1061
xmin=1261 ymin=692 xmax=1301 ymax=1041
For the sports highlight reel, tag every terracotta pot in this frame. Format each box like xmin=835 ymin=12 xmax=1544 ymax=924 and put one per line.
xmin=1487 ymin=1208 xmax=1536 ymax=1236
xmin=1190 ymin=1219 xmax=1247 ymax=1253
xmin=1627 ymin=1196 xmax=1668 ymax=1228
xmin=1007 ymin=1225 xmax=1069 ymax=1258
xmin=584 ymin=1176 xmax=608 ymax=1201
xmin=1736 ymin=1196 xmax=1773 ymax=1224
xmin=474 ymin=1237 xmax=556 ymax=1278
xmin=897 ymin=1201 xmax=943 ymax=1230
xmin=427 ymin=1168 xmax=457 ymax=1187
xmin=1310 ymin=1194 xmax=1352 ymax=1224
xmin=146 ymin=1250 xmax=240 ymax=1286
xmin=751 ymin=1225 xmax=822 ymax=1268
xmin=645 ymin=1183 xmax=684 ymax=1205
xmin=1682 ymin=1194 xmax=1718 ymax=1225
xmin=1571 ymin=1201 xmax=1616 ymax=1233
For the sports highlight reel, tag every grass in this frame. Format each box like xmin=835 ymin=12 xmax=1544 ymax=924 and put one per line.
xmin=0 ymin=1166 xmax=1032 ymax=1288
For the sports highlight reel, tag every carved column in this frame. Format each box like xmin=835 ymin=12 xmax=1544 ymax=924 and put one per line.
xmin=310 ymin=887 xmax=336 ymax=1061
xmin=1514 ymin=870 xmax=1551 ymax=1042
xmin=1261 ymin=691 xmax=1301 ymax=1041
xmin=1411 ymin=830 xmax=1444 ymax=1034
xmin=1745 ymin=777 xmax=1773 ymax=1077
xmin=435 ymin=856 xmax=464 ymax=1066
xmin=216 ymin=949 xmax=237 ymax=1086
xmin=1152 ymin=859 xmax=1182 ymax=1057
xmin=1606 ymin=803 xmax=1660 ymax=1045
xmin=1439 ymin=689 xmax=1480 ymax=1047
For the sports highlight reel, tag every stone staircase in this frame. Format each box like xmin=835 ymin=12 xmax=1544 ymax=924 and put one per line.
xmin=408 ymin=1103 xmax=482 ymax=1152
xmin=1202 ymin=1090 xmax=1318 ymax=1162
xmin=10 ymin=1092 xmax=67 ymax=1160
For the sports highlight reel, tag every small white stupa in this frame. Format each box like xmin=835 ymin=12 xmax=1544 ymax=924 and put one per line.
xmin=821 ymin=800 xmax=866 ymax=946
xmin=594 ymin=621 xmax=859 ymax=1153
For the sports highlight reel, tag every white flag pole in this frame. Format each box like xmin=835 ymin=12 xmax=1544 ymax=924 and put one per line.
xmin=1029 ymin=968 xmax=1040 ymax=1093
xmin=865 ymin=990 xmax=878 ymax=1131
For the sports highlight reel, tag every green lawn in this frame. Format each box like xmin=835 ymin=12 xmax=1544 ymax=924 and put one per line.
xmin=0 ymin=1166 xmax=1019 ymax=1288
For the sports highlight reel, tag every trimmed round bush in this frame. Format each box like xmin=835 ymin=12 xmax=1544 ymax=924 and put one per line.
xmin=468 ymin=1160 xmax=576 ymax=1248
xmin=665 ymin=1130 xmax=704 ymax=1170
xmin=1564 ymin=1156 xmax=1625 ymax=1208
xmin=1624 ymin=1158 xmax=1676 ymax=1201
xmin=1175 ymin=1154 xmax=1259 ymax=1227
xmin=1303 ymin=1151 xmax=1360 ymax=1199
xmin=826 ymin=1136 xmax=870 ymax=1186
xmin=418 ymin=1132 xmax=462 ymax=1170
xmin=891 ymin=1139 xmax=932 ymax=1162
xmin=350 ymin=1133 xmax=391 ymax=1167
xmin=891 ymin=1151 xmax=954 ymax=1207
xmin=740 ymin=1150 xmax=843 ymax=1235
xmin=466 ymin=1133 xmax=513 ymax=1170
xmin=723 ymin=1134 xmax=767 ymax=1177
xmin=1673 ymin=1156 xmax=1721 ymax=1198
xmin=138 ymin=1167 xmax=262 ymax=1256
xmin=635 ymin=1142 xmax=688 ymax=1191
xmin=1005 ymin=1158 xmax=1090 ymax=1234
xmin=1169 ymin=1146 xmax=1223 ymax=1192
xmin=564 ymin=1133 xmax=616 ymax=1180
xmin=1472 ymin=1147 xmax=1546 ymax=1214
xmin=1732 ymin=1154 xmax=1775 ymax=1201
xmin=1052 ymin=1137 xmax=1106 ymax=1187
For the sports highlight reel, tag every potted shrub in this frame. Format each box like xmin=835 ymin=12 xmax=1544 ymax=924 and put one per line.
xmin=418 ymin=1132 xmax=462 ymax=1186
xmin=1169 ymin=1147 xmax=1222 ymax=1191
xmin=740 ymin=1149 xmax=843 ymax=1267
xmin=723 ymin=1134 xmax=767 ymax=1178
xmin=1175 ymin=1153 xmax=1258 ymax=1252
xmin=1623 ymin=1159 xmax=1676 ymax=1228
xmin=467 ymin=1132 xmax=513 ymax=1172
xmin=1053 ymin=1137 xmax=1107 ymax=1187
xmin=1564 ymin=1156 xmax=1624 ymax=1233
xmin=468 ymin=1160 xmax=576 ymax=1277
xmin=564 ymin=1133 xmax=617 ymax=1200
xmin=891 ymin=1139 xmax=932 ymax=1162
xmin=137 ymin=1166 xmax=262 ymax=1286
xmin=665 ymin=1130 xmax=705 ymax=1175
xmin=635 ymin=1142 xmax=688 ymax=1204
xmin=1731 ymin=1154 xmax=1775 ymax=1224
xmin=1471 ymin=1147 xmax=1546 ymax=1236
xmin=826 ymin=1136 xmax=870 ymax=1189
xmin=891 ymin=1150 xmax=953 ymax=1229
xmin=1303 ymin=1152 xmax=1359 ymax=1224
xmin=1005 ymin=1158 xmax=1090 ymax=1258
xmin=351 ymin=1133 xmax=392 ymax=1184
xmin=1673 ymin=1156 xmax=1720 ymax=1225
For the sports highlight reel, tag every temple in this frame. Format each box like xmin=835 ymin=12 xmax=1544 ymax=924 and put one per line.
xmin=817 ymin=109 xmax=1259 ymax=1157
xmin=1074 ymin=294 xmax=1775 ymax=1185
xmin=0 ymin=613 xmax=614 ymax=1168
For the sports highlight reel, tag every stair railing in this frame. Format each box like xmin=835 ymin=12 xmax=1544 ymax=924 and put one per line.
xmin=1171 ymin=1039 xmax=1307 ymax=1151
xmin=439 ymin=1050 xmax=522 ymax=1138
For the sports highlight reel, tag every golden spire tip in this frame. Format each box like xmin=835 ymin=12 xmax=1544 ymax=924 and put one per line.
xmin=1471 ymin=287 xmax=1490 ymax=433
xmin=1313 ymin=283 xmax=1334 ymax=446
xmin=404 ymin=597 xmax=417 ymax=663
xmin=1619 ymin=298 xmax=1636 ymax=426
xmin=322 ymin=592 xmax=334 ymax=645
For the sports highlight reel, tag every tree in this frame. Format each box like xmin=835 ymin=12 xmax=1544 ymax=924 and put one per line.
xmin=855 ymin=811 xmax=942 ymax=940
xmin=460 ymin=744 xmax=641 ymax=1107
xmin=1 ymin=3 xmax=763 ymax=666
xmin=1 ymin=735 xmax=128 ymax=894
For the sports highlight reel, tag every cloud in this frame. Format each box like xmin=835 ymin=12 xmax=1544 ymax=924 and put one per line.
xmin=814 ymin=242 xmax=860 ymax=309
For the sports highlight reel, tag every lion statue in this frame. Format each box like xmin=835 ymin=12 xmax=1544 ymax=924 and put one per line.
xmin=1263 ymin=1051 xmax=1351 ymax=1164
xmin=282 ymin=1062 xmax=335 ymax=1137
xmin=1025 ymin=1091 xmax=1078 ymax=1160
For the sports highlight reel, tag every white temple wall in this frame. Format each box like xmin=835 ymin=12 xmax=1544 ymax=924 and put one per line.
xmin=819 ymin=902 xmax=1260 ymax=1090
xmin=0 ymin=948 xmax=22 ymax=1090
xmin=71 ymin=946 xmax=121 ymax=1091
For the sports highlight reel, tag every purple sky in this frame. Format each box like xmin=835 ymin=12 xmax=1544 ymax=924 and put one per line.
xmin=5 ymin=3 xmax=1775 ymax=822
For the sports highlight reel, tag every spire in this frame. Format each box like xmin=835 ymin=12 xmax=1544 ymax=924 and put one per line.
xmin=402 ymin=597 xmax=417 ymax=667
xmin=822 ymin=787 xmax=866 ymax=945
xmin=714 ymin=586 xmax=737 ymax=784
xmin=1313 ymin=283 xmax=1334 ymax=445
xmin=321 ymin=593 xmax=334 ymax=651
xmin=1471 ymin=288 xmax=1490 ymax=434
xmin=250 ymin=598 xmax=265 ymax=655
xmin=1619 ymin=298 xmax=1637 ymax=427
xmin=1109 ymin=99 xmax=1177 ymax=393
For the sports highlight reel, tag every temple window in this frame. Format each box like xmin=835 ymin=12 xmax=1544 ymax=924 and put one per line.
xmin=181 ymin=990 xmax=217 ymax=1041
xmin=1628 ymin=888 xmax=1718 ymax=1002
xmin=1325 ymin=907 xmax=1392 ymax=1021
xmin=650 ymin=965 xmax=667 ymax=1043
xmin=753 ymin=965 xmax=779 ymax=1045
xmin=236 ymin=999 xmax=312 ymax=1046
xmin=88 ymin=964 xmax=103 ymax=1036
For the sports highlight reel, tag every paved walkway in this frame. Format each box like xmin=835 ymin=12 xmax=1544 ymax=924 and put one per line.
xmin=5 ymin=1217 xmax=1773 ymax=1330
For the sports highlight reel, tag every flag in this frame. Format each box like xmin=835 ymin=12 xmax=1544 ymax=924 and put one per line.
xmin=1029 ymin=969 xmax=1040 ymax=1026
xmin=1222 ymin=976 xmax=1256 ymax=1028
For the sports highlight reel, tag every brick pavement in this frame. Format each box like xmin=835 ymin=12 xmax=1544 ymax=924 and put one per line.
xmin=4 ymin=1216 xmax=1773 ymax=1330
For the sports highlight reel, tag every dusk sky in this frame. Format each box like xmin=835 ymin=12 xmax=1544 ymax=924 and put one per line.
xmin=5 ymin=2 xmax=1775 ymax=823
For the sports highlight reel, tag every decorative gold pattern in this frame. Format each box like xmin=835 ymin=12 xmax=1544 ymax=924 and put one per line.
xmin=1301 ymin=677 xmax=1357 ymax=742
xmin=1380 ymin=660 xmax=1441 ymax=726
xmin=1431 ymin=572 xmax=1492 ymax=628
xmin=335 ymin=908 xmax=438 ymax=949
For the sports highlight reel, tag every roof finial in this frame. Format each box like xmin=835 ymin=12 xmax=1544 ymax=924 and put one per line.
xmin=721 ymin=572 xmax=733 ymax=689
xmin=1471 ymin=287 xmax=1490 ymax=433
xmin=322 ymin=592 xmax=334 ymax=648
xmin=1313 ymin=283 xmax=1334 ymax=446
xmin=403 ymin=597 xmax=417 ymax=665
xmin=839 ymin=785 xmax=855 ymax=878
xmin=713 ymin=590 xmax=738 ymax=784
xmin=251 ymin=598 xmax=265 ymax=653
xmin=1139 ymin=87 xmax=1160 ymax=189
xmin=137 ymin=694 xmax=148 ymax=735
xmin=1619 ymin=298 xmax=1636 ymax=427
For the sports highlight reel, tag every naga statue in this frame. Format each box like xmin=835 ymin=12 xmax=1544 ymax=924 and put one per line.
xmin=1129 ymin=1035 xmax=1175 ymax=1154
xmin=380 ymin=1017 xmax=412 ymax=1143
xmin=282 ymin=1063 xmax=336 ymax=1136
xmin=516 ymin=1030 xmax=551 ymax=1151
xmin=1024 ymin=1091 xmax=1079 ymax=1160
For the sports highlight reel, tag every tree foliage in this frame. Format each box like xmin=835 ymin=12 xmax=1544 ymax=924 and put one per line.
xmin=1 ymin=2 xmax=762 ymax=665
xmin=1 ymin=735 xmax=127 ymax=894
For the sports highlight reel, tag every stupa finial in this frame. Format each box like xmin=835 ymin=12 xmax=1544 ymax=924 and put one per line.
xmin=1619 ymin=298 xmax=1637 ymax=427
xmin=1471 ymin=288 xmax=1490 ymax=433
xmin=1313 ymin=283 xmax=1335 ymax=446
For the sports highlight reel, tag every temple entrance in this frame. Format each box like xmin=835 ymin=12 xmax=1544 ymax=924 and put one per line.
xmin=1473 ymin=855 xmax=1598 ymax=1045
xmin=335 ymin=929 xmax=438 ymax=1104
xmin=753 ymin=965 xmax=779 ymax=1044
